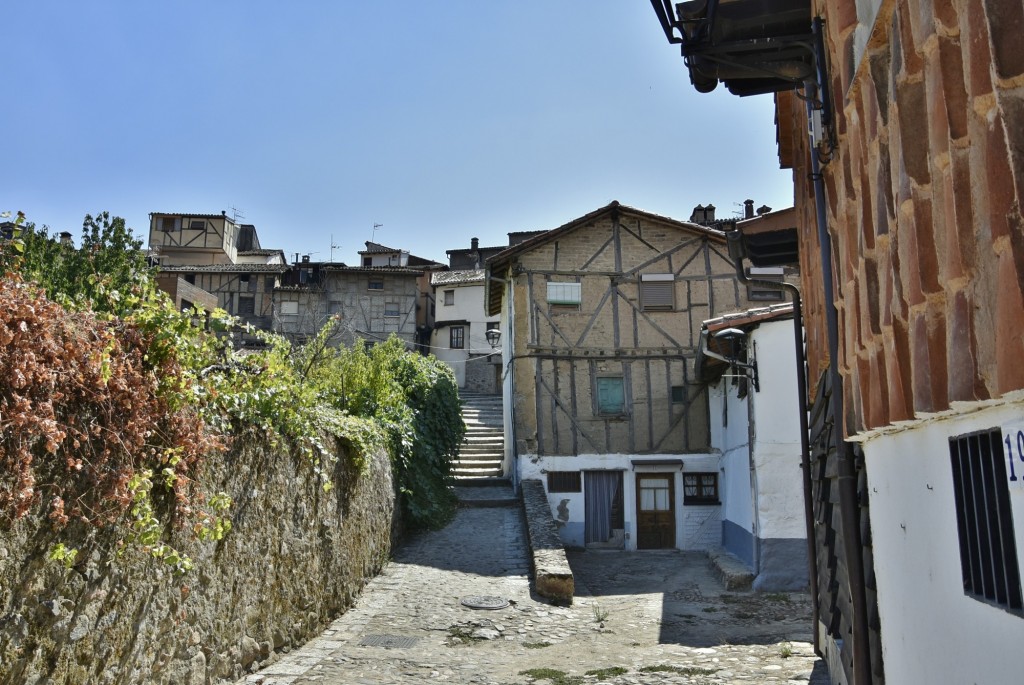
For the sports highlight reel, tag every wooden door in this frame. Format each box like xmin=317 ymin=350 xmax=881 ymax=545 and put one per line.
xmin=636 ymin=475 xmax=675 ymax=549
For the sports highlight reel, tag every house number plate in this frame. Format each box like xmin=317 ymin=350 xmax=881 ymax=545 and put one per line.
xmin=1002 ymin=424 xmax=1024 ymax=489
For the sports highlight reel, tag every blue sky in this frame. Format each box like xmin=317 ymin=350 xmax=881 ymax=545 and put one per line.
xmin=3 ymin=2 xmax=794 ymax=264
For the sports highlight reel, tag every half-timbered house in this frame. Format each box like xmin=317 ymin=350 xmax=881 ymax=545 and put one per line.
xmin=485 ymin=201 xmax=773 ymax=551
xmin=148 ymin=212 xmax=287 ymax=337
xmin=274 ymin=264 xmax=424 ymax=349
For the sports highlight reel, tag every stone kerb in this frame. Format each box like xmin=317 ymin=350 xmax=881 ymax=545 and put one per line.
xmin=0 ymin=438 xmax=399 ymax=685
xmin=520 ymin=478 xmax=574 ymax=604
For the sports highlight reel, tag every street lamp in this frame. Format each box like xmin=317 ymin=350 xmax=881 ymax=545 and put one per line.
xmin=485 ymin=328 xmax=501 ymax=348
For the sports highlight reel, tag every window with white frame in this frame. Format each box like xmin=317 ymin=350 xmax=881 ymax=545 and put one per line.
xmin=640 ymin=273 xmax=674 ymax=311
xmin=280 ymin=301 xmax=299 ymax=315
xmin=384 ymin=302 xmax=400 ymax=317
xmin=444 ymin=290 xmax=455 ymax=306
xmin=547 ymin=281 xmax=581 ymax=309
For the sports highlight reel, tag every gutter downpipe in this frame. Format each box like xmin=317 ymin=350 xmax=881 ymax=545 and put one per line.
xmin=808 ymin=17 xmax=871 ymax=683
xmin=725 ymin=231 xmax=818 ymax=654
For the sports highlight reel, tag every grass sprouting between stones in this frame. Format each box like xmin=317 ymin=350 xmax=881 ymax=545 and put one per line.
xmin=639 ymin=665 xmax=719 ymax=676
xmin=585 ymin=666 xmax=628 ymax=680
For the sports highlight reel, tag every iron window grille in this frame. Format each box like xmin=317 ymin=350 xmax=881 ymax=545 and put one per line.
xmin=547 ymin=471 xmax=582 ymax=493
xmin=949 ymin=428 xmax=1023 ymax=614
xmin=683 ymin=473 xmax=719 ymax=505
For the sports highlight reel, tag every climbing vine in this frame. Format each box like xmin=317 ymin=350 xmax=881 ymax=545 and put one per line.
xmin=0 ymin=210 xmax=465 ymax=573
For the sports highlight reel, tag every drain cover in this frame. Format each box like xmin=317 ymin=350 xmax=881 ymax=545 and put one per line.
xmin=460 ymin=595 xmax=510 ymax=610
xmin=359 ymin=634 xmax=419 ymax=649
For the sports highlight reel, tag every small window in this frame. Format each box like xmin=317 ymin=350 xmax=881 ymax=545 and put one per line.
xmin=640 ymin=273 xmax=674 ymax=311
xmin=265 ymin=276 xmax=276 ymax=292
xmin=450 ymin=326 xmax=465 ymax=349
xmin=184 ymin=274 xmax=196 ymax=285
xmin=486 ymin=321 xmax=499 ymax=332
xmin=363 ymin=257 xmax=372 ymax=267
xmin=237 ymin=296 xmax=256 ymax=316
xmin=384 ymin=303 xmax=400 ymax=317
xmin=671 ymin=386 xmax=686 ymax=403
xmin=280 ymin=301 xmax=299 ymax=315
xmin=189 ymin=219 xmax=206 ymax=231
xmin=683 ymin=473 xmax=719 ymax=505
xmin=160 ymin=216 xmax=179 ymax=232
xmin=368 ymin=279 xmax=384 ymax=290
xmin=596 ymin=377 xmax=625 ymax=415
xmin=547 ymin=281 xmax=581 ymax=307
xmin=547 ymin=471 xmax=582 ymax=493
xmin=746 ymin=267 xmax=786 ymax=302
xmin=444 ymin=290 xmax=455 ymax=306
xmin=949 ymin=429 xmax=1023 ymax=613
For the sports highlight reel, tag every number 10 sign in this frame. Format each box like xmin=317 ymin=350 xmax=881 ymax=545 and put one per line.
xmin=1003 ymin=425 xmax=1024 ymax=488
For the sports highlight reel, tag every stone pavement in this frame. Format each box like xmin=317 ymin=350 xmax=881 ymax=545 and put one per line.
xmin=238 ymin=504 xmax=830 ymax=685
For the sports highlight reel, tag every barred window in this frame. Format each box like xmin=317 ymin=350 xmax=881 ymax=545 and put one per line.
xmin=949 ymin=429 xmax=1023 ymax=613
xmin=547 ymin=471 xmax=582 ymax=493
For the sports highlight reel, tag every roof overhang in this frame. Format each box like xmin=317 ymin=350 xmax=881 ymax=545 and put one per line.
xmin=650 ymin=0 xmax=815 ymax=96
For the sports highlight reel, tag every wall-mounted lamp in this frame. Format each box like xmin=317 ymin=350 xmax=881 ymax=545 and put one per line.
xmin=485 ymin=328 xmax=501 ymax=348
xmin=706 ymin=327 xmax=759 ymax=392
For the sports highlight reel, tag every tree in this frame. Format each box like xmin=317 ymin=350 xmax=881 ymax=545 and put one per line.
xmin=2 ymin=211 xmax=155 ymax=317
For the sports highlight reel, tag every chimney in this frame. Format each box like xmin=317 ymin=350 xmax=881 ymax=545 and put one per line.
xmin=221 ymin=210 xmax=227 ymax=217
xmin=302 ymin=255 xmax=310 ymax=263
xmin=59 ymin=231 xmax=73 ymax=246
xmin=471 ymin=237 xmax=479 ymax=250
xmin=690 ymin=204 xmax=705 ymax=224
xmin=705 ymin=204 xmax=716 ymax=222
xmin=757 ymin=205 xmax=772 ymax=216
xmin=744 ymin=199 xmax=754 ymax=219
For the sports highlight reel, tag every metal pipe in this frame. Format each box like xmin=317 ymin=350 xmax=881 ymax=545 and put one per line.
xmin=807 ymin=17 xmax=871 ymax=680
xmin=725 ymin=230 xmax=819 ymax=653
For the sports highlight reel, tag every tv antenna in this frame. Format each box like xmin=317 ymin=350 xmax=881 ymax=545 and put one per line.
xmin=331 ymin=235 xmax=342 ymax=262
xmin=371 ymin=222 xmax=383 ymax=243
xmin=231 ymin=206 xmax=245 ymax=223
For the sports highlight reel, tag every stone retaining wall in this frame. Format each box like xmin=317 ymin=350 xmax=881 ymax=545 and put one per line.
xmin=519 ymin=479 xmax=573 ymax=604
xmin=0 ymin=437 xmax=399 ymax=684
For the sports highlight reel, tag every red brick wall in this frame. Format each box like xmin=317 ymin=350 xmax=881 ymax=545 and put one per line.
xmin=783 ymin=0 xmax=1024 ymax=435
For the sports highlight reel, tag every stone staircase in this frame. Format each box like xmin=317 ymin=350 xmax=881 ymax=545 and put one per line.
xmin=455 ymin=392 xmax=505 ymax=479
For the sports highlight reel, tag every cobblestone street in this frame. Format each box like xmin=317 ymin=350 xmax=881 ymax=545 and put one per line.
xmin=239 ymin=505 xmax=829 ymax=685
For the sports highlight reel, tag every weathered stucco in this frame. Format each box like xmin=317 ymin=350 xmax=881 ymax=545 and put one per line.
xmin=0 ymin=438 xmax=399 ymax=685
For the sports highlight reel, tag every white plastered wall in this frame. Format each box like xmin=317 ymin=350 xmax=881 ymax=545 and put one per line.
xmin=519 ymin=453 xmax=721 ymax=551
xmin=859 ymin=396 xmax=1024 ymax=685
xmin=748 ymin=321 xmax=804 ymax=541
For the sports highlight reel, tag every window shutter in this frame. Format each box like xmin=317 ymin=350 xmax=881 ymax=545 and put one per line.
xmin=640 ymin=274 xmax=674 ymax=311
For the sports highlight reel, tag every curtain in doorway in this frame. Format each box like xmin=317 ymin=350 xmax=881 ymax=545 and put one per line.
xmin=585 ymin=471 xmax=621 ymax=544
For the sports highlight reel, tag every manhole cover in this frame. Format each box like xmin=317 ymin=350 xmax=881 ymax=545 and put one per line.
xmin=460 ymin=595 xmax=510 ymax=610
xmin=358 ymin=634 xmax=419 ymax=649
